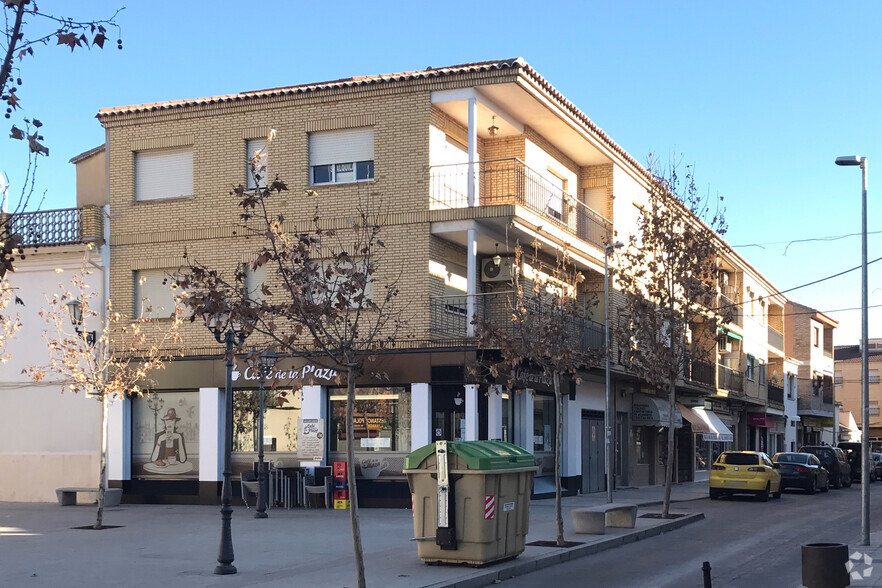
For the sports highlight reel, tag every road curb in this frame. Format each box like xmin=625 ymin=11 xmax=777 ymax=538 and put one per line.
xmin=427 ymin=512 xmax=706 ymax=588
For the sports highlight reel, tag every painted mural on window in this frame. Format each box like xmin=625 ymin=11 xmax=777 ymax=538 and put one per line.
xmin=133 ymin=391 xmax=199 ymax=479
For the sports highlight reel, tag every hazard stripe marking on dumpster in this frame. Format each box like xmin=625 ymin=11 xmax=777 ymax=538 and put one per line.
xmin=484 ymin=495 xmax=495 ymax=520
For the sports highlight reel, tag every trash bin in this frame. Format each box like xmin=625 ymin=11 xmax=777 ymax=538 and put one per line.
xmin=404 ymin=440 xmax=537 ymax=565
xmin=801 ymin=543 xmax=849 ymax=588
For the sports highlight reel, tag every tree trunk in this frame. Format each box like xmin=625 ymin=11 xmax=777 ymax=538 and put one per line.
xmin=662 ymin=378 xmax=676 ymax=519
xmin=94 ymin=393 xmax=109 ymax=529
xmin=346 ymin=364 xmax=366 ymax=588
xmin=553 ymin=372 xmax=564 ymax=546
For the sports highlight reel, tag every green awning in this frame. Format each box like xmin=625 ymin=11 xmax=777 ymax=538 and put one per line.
xmin=717 ymin=327 xmax=743 ymax=341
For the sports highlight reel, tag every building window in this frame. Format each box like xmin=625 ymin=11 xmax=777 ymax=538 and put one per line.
xmin=134 ymin=269 xmax=178 ymax=319
xmin=835 ymin=371 xmax=843 ymax=385
xmin=870 ymin=401 xmax=880 ymax=417
xmin=813 ymin=327 xmax=820 ymax=347
xmin=245 ymin=138 xmax=267 ymax=191
xmin=870 ymin=370 xmax=880 ymax=385
xmin=233 ymin=388 xmax=301 ymax=453
xmin=635 ymin=427 xmax=648 ymax=464
xmin=746 ymin=355 xmax=755 ymax=381
xmin=329 ymin=386 xmax=410 ymax=453
xmin=134 ymin=147 xmax=193 ymax=201
xmin=309 ymin=128 xmax=374 ymax=185
xmin=131 ymin=390 xmax=199 ymax=480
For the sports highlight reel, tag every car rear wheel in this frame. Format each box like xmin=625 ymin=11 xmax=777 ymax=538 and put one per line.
xmin=846 ymin=476 xmax=853 ymax=488
xmin=806 ymin=478 xmax=816 ymax=494
xmin=831 ymin=474 xmax=842 ymax=489
xmin=821 ymin=477 xmax=829 ymax=493
xmin=709 ymin=488 xmax=721 ymax=500
xmin=757 ymin=483 xmax=771 ymax=502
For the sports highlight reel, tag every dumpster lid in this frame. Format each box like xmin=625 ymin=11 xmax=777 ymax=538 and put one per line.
xmin=404 ymin=440 xmax=535 ymax=470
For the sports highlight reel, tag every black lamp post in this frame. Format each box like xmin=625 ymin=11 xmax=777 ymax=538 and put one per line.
xmin=203 ymin=307 xmax=249 ymax=575
xmin=66 ymin=300 xmax=96 ymax=346
xmin=248 ymin=348 xmax=278 ymax=519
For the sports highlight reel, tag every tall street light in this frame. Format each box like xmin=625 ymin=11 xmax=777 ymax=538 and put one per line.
xmin=835 ymin=154 xmax=869 ymax=546
xmin=248 ymin=349 xmax=278 ymax=519
xmin=604 ymin=241 xmax=624 ymax=504
xmin=203 ymin=306 xmax=250 ymax=574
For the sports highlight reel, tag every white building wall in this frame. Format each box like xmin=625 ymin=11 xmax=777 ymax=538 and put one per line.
xmin=0 ymin=248 xmax=104 ymax=501
xmin=784 ymin=359 xmax=801 ymax=452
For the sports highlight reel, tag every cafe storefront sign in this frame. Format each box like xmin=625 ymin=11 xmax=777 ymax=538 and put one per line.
xmin=233 ymin=364 xmax=340 ymax=383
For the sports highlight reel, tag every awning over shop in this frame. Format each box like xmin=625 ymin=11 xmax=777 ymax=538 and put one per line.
xmin=693 ymin=407 xmax=734 ymax=442
xmin=716 ymin=326 xmax=743 ymax=341
xmin=677 ymin=403 xmax=710 ymax=434
xmin=632 ymin=394 xmax=683 ymax=428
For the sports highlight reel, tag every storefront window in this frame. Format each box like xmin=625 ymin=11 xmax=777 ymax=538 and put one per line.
xmin=695 ymin=440 xmax=709 ymax=471
xmin=232 ymin=388 xmax=302 ymax=453
xmin=533 ymin=394 xmax=555 ymax=476
xmin=501 ymin=392 xmax=511 ymax=443
xmin=329 ymin=386 xmax=411 ymax=453
xmin=132 ymin=390 xmax=199 ymax=479
xmin=635 ymin=427 xmax=648 ymax=465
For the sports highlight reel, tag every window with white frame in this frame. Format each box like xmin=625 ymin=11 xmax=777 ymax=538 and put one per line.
xmin=746 ymin=355 xmax=755 ymax=381
xmin=245 ymin=138 xmax=267 ymax=191
xmin=135 ymin=269 xmax=179 ymax=318
xmin=243 ymin=262 xmax=267 ymax=303
xmin=871 ymin=401 xmax=880 ymax=417
xmin=134 ymin=147 xmax=193 ymax=201
xmin=871 ymin=369 xmax=880 ymax=385
xmin=835 ymin=371 xmax=843 ymax=385
xmin=309 ymin=128 xmax=374 ymax=185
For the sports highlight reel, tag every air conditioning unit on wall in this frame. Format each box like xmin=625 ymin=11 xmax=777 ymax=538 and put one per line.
xmin=481 ymin=257 xmax=515 ymax=282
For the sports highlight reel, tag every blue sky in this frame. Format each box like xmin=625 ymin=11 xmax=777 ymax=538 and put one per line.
xmin=1 ymin=1 xmax=878 ymax=344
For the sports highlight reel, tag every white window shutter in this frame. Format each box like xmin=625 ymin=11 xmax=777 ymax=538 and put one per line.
xmin=135 ymin=147 xmax=193 ymax=201
xmin=309 ymin=128 xmax=374 ymax=166
xmin=135 ymin=269 xmax=177 ymax=318
xmin=246 ymin=139 xmax=267 ymax=190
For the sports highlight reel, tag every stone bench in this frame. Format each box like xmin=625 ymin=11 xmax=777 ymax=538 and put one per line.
xmin=56 ymin=487 xmax=122 ymax=507
xmin=572 ymin=503 xmax=638 ymax=535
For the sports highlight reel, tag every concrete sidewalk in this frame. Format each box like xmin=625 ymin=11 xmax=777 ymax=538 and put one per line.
xmin=0 ymin=482 xmax=708 ymax=588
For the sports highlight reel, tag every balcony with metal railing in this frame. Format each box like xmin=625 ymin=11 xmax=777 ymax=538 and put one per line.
xmin=768 ymin=382 xmax=785 ymax=409
xmin=7 ymin=206 xmax=103 ymax=247
xmin=686 ymin=358 xmax=716 ymax=388
xmin=719 ymin=289 xmax=742 ymax=327
xmin=428 ymin=291 xmax=604 ymax=351
xmin=717 ymin=363 xmax=744 ymax=395
xmin=429 ymin=158 xmax=611 ymax=250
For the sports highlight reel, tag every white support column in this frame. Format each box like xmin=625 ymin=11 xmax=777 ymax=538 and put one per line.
xmin=107 ymin=395 xmax=130 ymax=481
xmin=467 ymin=96 xmax=478 ymax=207
xmin=301 ymin=385 xmax=327 ymax=466
xmin=199 ymin=387 xmax=222 ymax=482
xmin=411 ymin=383 xmax=432 ymax=450
xmin=465 ymin=384 xmax=479 ymax=441
xmin=467 ymin=229 xmax=477 ymax=336
xmin=487 ymin=385 xmax=503 ymax=440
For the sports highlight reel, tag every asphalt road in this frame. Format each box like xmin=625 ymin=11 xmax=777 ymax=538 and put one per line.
xmin=501 ymin=481 xmax=882 ymax=588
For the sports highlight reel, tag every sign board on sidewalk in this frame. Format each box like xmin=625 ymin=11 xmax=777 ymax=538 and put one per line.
xmin=298 ymin=418 xmax=325 ymax=462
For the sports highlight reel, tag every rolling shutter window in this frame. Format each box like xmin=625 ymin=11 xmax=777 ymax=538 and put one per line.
xmin=135 ymin=147 xmax=193 ymax=201
xmin=246 ymin=139 xmax=268 ymax=190
xmin=309 ymin=128 xmax=374 ymax=168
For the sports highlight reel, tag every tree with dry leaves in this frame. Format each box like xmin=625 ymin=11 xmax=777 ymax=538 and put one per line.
xmin=0 ymin=1 xmax=123 ymax=279
xmin=613 ymin=157 xmax=728 ymax=518
xmin=175 ymin=134 xmax=405 ymax=588
xmin=26 ymin=254 xmax=182 ymax=529
xmin=0 ymin=277 xmax=21 ymax=357
xmin=473 ymin=241 xmax=603 ymax=547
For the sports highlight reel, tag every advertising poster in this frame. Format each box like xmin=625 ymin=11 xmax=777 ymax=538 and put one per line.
xmin=133 ymin=391 xmax=200 ymax=479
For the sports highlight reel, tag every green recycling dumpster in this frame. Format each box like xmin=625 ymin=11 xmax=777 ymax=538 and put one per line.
xmin=404 ymin=440 xmax=537 ymax=565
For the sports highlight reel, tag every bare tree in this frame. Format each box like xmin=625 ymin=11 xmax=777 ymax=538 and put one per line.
xmin=26 ymin=253 xmax=182 ymax=529
xmin=176 ymin=135 xmax=405 ymax=588
xmin=473 ymin=240 xmax=602 ymax=546
xmin=0 ymin=1 xmax=124 ymax=279
xmin=613 ymin=157 xmax=727 ymax=518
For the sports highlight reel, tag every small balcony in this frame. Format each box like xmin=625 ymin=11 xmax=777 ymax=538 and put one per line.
xmin=717 ymin=363 xmax=744 ymax=395
xmin=719 ymin=289 xmax=742 ymax=327
xmin=428 ymin=291 xmax=604 ymax=352
xmin=7 ymin=206 xmax=103 ymax=247
xmin=429 ymin=158 xmax=611 ymax=250
xmin=686 ymin=358 xmax=716 ymax=389
xmin=768 ymin=382 xmax=785 ymax=410
xmin=768 ymin=325 xmax=784 ymax=352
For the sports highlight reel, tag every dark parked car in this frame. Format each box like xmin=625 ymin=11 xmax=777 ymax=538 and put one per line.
xmin=799 ymin=446 xmax=852 ymax=488
xmin=838 ymin=442 xmax=875 ymax=483
xmin=772 ymin=452 xmax=829 ymax=493
xmin=873 ymin=453 xmax=882 ymax=481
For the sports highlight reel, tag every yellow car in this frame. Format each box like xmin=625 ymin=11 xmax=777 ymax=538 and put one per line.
xmin=709 ymin=451 xmax=782 ymax=501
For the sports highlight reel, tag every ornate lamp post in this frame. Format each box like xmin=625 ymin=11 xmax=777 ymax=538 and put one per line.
xmin=202 ymin=306 xmax=249 ymax=575
xmin=248 ymin=349 xmax=278 ymax=519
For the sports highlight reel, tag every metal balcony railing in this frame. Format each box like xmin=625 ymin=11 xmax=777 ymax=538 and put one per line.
xmin=768 ymin=326 xmax=784 ymax=351
xmin=717 ymin=363 xmax=743 ymax=393
xmin=7 ymin=206 xmax=102 ymax=247
xmin=719 ymin=292 xmax=742 ymax=326
xmin=429 ymin=158 xmax=612 ymax=249
xmin=686 ymin=359 xmax=716 ymax=388
xmin=428 ymin=291 xmax=604 ymax=351
xmin=768 ymin=383 xmax=784 ymax=404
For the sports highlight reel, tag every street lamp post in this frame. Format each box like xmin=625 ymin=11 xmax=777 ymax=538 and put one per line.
xmin=835 ymin=155 xmax=869 ymax=546
xmin=248 ymin=349 xmax=278 ymax=519
xmin=604 ymin=241 xmax=624 ymax=504
xmin=203 ymin=308 xmax=249 ymax=574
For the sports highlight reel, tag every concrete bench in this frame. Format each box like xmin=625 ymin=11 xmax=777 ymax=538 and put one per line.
xmin=572 ymin=503 xmax=638 ymax=535
xmin=56 ymin=487 xmax=122 ymax=507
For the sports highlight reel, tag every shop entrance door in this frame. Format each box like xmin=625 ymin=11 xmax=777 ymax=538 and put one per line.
xmin=431 ymin=384 xmax=487 ymax=442
xmin=581 ymin=410 xmax=605 ymax=493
